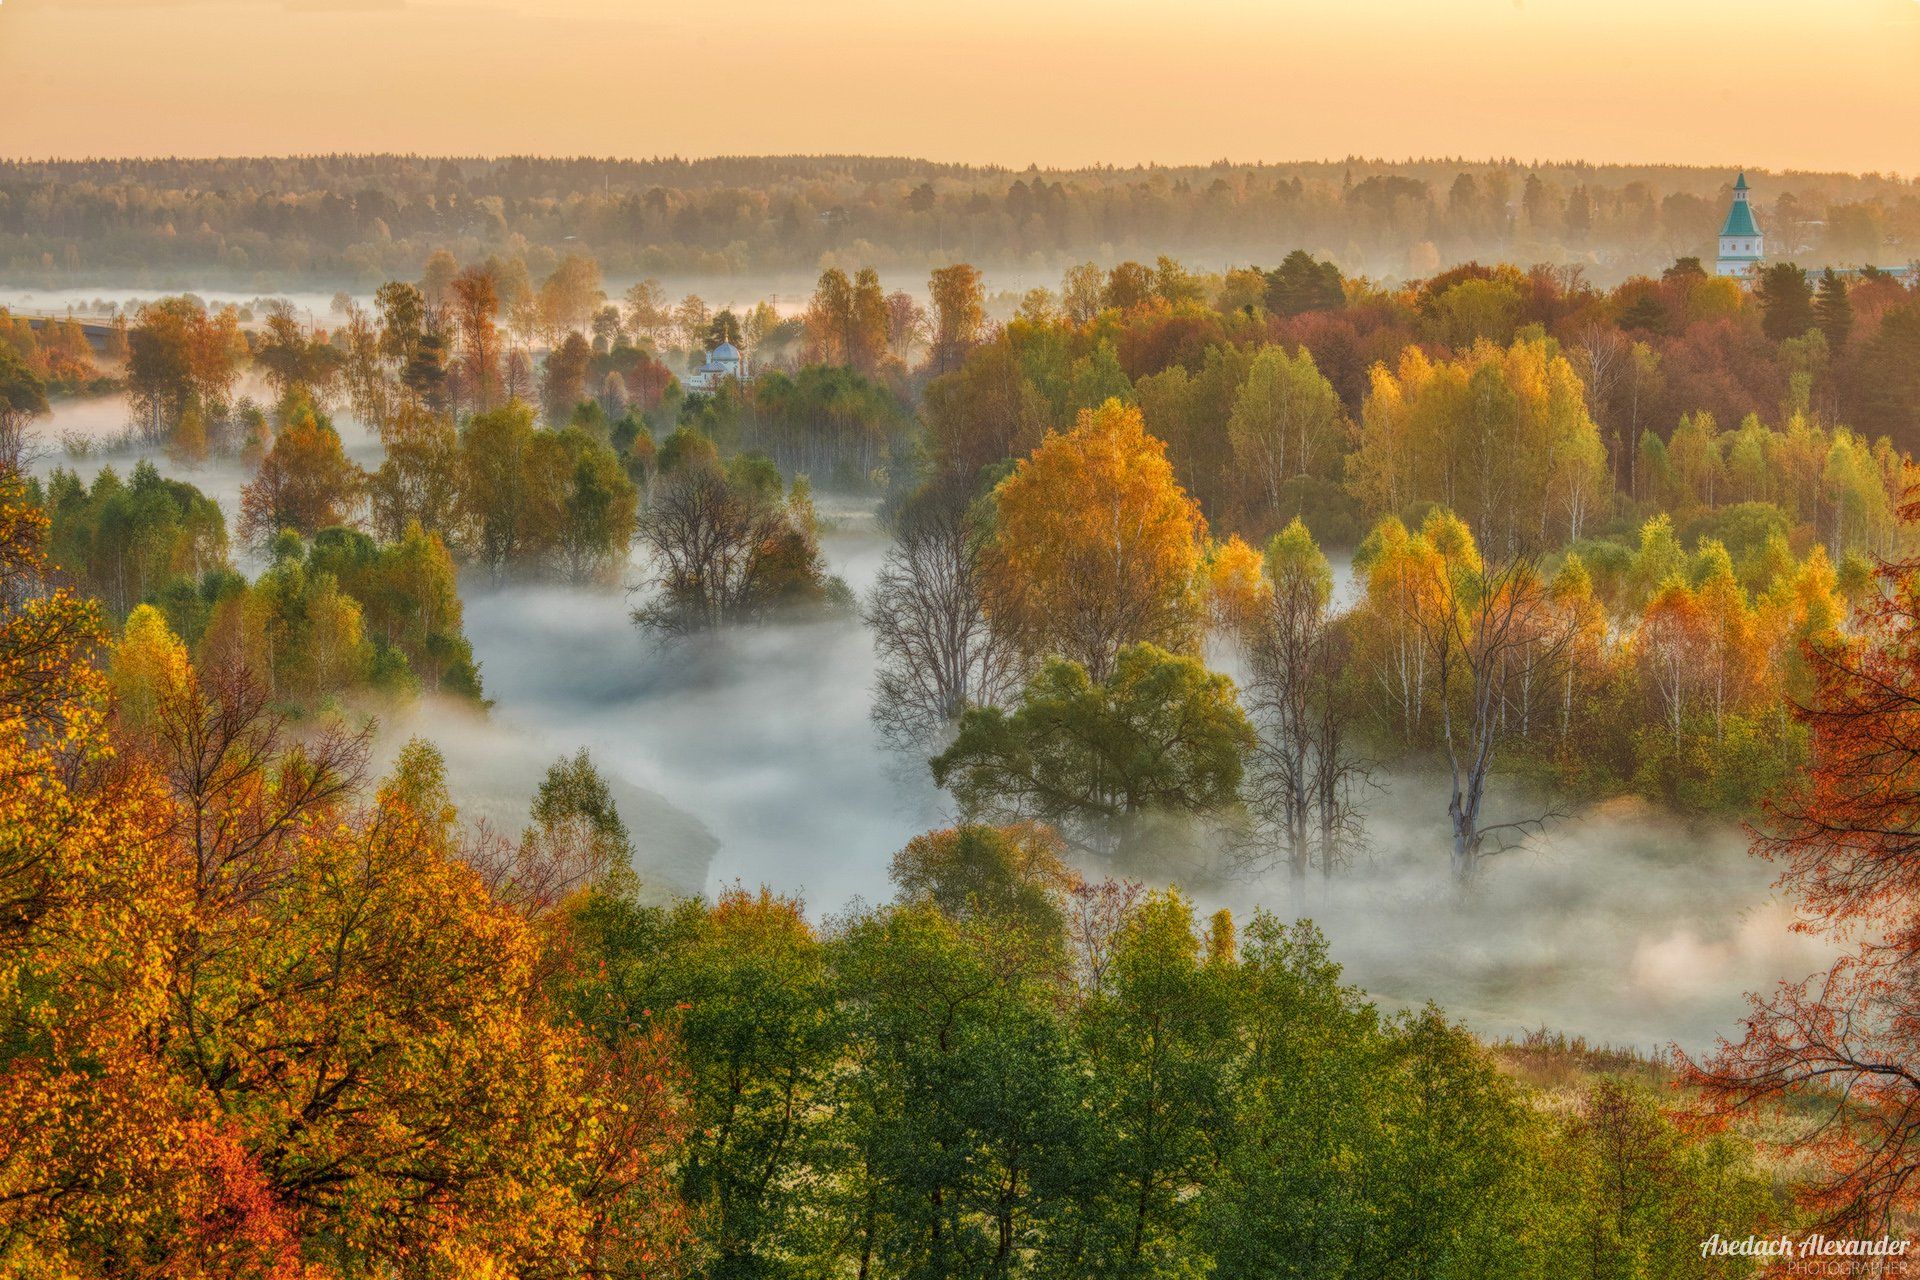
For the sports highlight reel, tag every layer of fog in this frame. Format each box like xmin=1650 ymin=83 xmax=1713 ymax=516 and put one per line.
xmin=28 ymin=395 xmax=1834 ymax=1054
xmin=1 ymin=283 xmax=815 ymax=324
xmin=1 ymin=287 xmax=361 ymax=323
xmin=445 ymin=518 xmax=1826 ymax=1054
xmin=29 ymin=382 xmax=386 ymax=576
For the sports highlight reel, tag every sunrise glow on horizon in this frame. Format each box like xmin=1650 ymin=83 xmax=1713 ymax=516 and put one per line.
xmin=2 ymin=0 xmax=1917 ymax=172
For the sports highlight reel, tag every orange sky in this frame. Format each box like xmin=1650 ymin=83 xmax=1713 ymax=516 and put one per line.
xmin=2 ymin=0 xmax=1917 ymax=172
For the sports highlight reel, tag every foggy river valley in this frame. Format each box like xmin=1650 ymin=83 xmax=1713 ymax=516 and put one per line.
xmin=13 ymin=8 xmax=1919 ymax=1259
xmin=29 ymin=385 xmax=1835 ymax=1055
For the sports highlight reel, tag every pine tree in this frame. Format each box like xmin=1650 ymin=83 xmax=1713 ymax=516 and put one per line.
xmin=1756 ymin=262 xmax=1817 ymax=342
xmin=1814 ymin=267 xmax=1853 ymax=349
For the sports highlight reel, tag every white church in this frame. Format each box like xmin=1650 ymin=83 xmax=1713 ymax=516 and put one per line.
xmin=686 ymin=340 xmax=744 ymax=392
xmin=1715 ymin=172 xmax=1763 ymax=278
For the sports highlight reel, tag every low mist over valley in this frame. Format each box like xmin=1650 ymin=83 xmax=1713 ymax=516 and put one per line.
xmin=7 ymin=133 xmax=1920 ymax=1271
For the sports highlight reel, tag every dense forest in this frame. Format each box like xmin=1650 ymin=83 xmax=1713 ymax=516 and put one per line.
xmin=3 ymin=154 xmax=1918 ymax=289
xmin=0 ymin=483 xmax=1800 ymax=1273
xmin=8 ymin=216 xmax=1920 ymax=1271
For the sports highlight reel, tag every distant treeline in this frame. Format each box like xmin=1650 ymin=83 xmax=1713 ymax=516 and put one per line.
xmin=3 ymin=154 xmax=1916 ymax=288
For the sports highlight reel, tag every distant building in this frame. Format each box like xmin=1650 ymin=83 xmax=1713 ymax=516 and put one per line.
xmin=1715 ymin=172 xmax=1764 ymax=278
xmin=1801 ymin=263 xmax=1919 ymax=288
xmin=1711 ymin=171 xmax=1919 ymax=286
xmin=686 ymin=340 xmax=744 ymax=392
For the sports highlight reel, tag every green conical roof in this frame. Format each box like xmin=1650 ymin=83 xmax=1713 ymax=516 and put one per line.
xmin=1721 ymin=173 xmax=1758 ymax=239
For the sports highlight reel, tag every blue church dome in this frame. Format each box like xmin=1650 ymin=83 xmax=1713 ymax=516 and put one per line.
xmin=711 ymin=341 xmax=740 ymax=360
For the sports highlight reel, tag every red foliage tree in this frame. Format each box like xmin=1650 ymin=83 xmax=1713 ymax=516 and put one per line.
xmin=1114 ymin=307 xmax=1228 ymax=381
xmin=1686 ymin=505 xmax=1920 ymax=1229
xmin=1653 ymin=315 xmax=1785 ymax=432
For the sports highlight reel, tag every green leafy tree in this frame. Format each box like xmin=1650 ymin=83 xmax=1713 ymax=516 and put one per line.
xmin=889 ymin=822 xmax=1076 ymax=949
xmin=554 ymin=425 xmax=639 ymax=584
xmin=0 ymin=345 xmax=48 ymax=467
xmin=458 ymin=401 xmax=543 ymax=580
xmin=1225 ymin=344 xmax=1347 ymax=530
xmin=1074 ymin=890 xmax=1237 ymax=1275
xmin=834 ymin=901 xmax=1084 ymax=1280
xmin=45 ymin=462 xmax=229 ymax=618
xmin=1202 ymin=916 xmax=1389 ymax=1278
xmin=932 ymin=642 xmax=1254 ymax=855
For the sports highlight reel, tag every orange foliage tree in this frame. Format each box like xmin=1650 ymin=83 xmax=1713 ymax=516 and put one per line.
xmin=0 ymin=467 xmax=689 ymax=1275
xmin=1687 ymin=516 xmax=1920 ymax=1230
xmin=1632 ymin=544 xmax=1773 ymax=751
xmin=237 ymin=396 xmax=366 ymax=550
xmin=981 ymin=398 xmax=1207 ymax=681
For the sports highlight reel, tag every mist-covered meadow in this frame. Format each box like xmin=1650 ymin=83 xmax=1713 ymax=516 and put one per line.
xmin=12 ymin=217 xmax=1920 ymax=1272
xmin=27 ymin=384 xmax=1833 ymax=1054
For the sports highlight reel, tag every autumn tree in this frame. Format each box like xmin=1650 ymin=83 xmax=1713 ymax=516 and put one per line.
xmin=125 ymin=296 xmax=244 ymax=441
xmin=927 ymin=263 xmax=986 ymax=376
xmin=540 ymin=253 xmax=605 ymax=337
xmin=0 ymin=345 xmax=48 ymax=470
xmin=0 ymin=467 xmax=200 ymax=1273
xmin=144 ymin=669 xmax=685 ymax=1273
xmin=543 ymin=330 xmax=595 ymax=424
xmin=1686 ymin=532 xmax=1920 ymax=1229
xmin=450 ymin=264 xmax=505 ymax=410
xmin=1348 ymin=334 xmax=1608 ymax=554
xmin=804 ymin=268 xmax=888 ymax=374
xmin=237 ymin=395 xmax=365 ymax=549
xmin=921 ymin=343 xmax=1051 ymax=481
xmin=1102 ymin=261 xmax=1156 ymax=312
xmin=675 ymin=294 xmax=713 ymax=352
xmin=252 ymin=303 xmax=345 ymax=407
xmin=624 ymin=278 xmax=673 ymax=345
xmin=1228 ymin=520 xmax=1370 ymax=890
xmin=803 ymin=268 xmax=854 ymax=367
xmin=1061 ymin=262 xmax=1104 ymax=325
xmin=849 ymin=268 xmax=890 ymax=374
xmin=1411 ymin=522 xmax=1578 ymax=883
xmin=885 ymin=289 xmax=927 ymax=362
xmin=865 ymin=471 xmax=1026 ymax=747
xmin=981 ymin=399 xmax=1207 ymax=681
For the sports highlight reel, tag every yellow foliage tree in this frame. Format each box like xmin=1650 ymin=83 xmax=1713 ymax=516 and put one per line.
xmin=1349 ymin=335 xmax=1608 ymax=554
xmin=0 ymin=470 xmax=690 ymax=1275
xmin=110 ymin=602 xmax=192 ymax=735
xmin=982 ymin=398 xmax=1207 ymax=680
